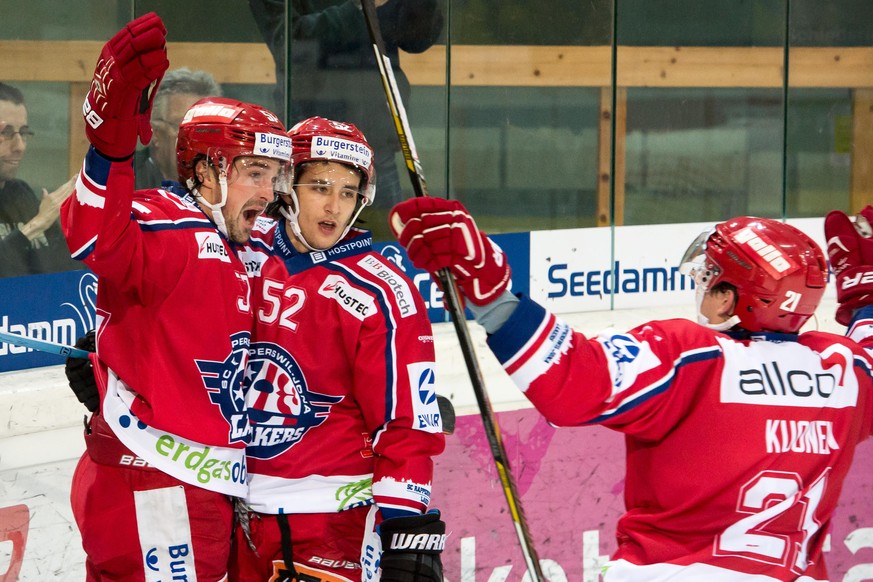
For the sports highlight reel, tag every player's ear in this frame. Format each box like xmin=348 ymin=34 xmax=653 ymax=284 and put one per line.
xmin=719 ymin=287 xmax=738 ymax=318
xmin=195 ymin=159 xmax=214 ymax=187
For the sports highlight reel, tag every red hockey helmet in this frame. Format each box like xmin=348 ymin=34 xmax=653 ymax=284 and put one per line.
xmin=680 ymin=217 xmax=827 ymax=333
xmin=176 ymin=97 xmax=290 ymax=184
xmin=287 ymin=116 xmax=376 ymax=206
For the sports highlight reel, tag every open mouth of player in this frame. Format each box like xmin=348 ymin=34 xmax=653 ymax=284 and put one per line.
xmin=243 ymin=207 xmax=263 ymax=225
xmin=318 ymin=220 xmax=337 ymax=235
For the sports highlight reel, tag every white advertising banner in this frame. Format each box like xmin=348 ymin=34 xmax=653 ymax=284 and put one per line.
xmin=531 ymin=221 xmax=712 ymax=313
xmin=530 ymin=217 xmax=833 ymax=315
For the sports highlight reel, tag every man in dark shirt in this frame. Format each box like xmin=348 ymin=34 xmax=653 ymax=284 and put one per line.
xmin=0 ymin=82 xmax=78 ymax=278
xmin=248 ymin=0 xmax=444 ymax=213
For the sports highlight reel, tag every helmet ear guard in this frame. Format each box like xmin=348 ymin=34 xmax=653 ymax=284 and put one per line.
xmin=682 ymin=217 xmax=826 ymax=333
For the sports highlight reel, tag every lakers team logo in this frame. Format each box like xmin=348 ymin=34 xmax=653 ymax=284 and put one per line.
xmin=245 ymin=341 xmax=343 ymax=459
xmin=195 ymin=331 xmax=251 ymax=444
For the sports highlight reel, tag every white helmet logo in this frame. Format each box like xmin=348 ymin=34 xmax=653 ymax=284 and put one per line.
xmin=328 ymin=121 xmax=354 ymax=132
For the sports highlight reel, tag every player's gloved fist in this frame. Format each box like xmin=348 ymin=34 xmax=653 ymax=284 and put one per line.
xmin=378 ymin=510 xmax=445 ymax=582
xmin=389 ymin=198 xmax=511 ymax=306
xmin=825 ymin=206 xmax=873 ymax=325
xmin=83 ymin=12 xmax=169 ymax=159
xmin=64 ymin=330 xmax=99 ymax=413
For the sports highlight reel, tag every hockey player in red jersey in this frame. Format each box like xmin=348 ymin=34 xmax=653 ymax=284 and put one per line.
xmin=389 ymin=197 xmax=873 ymax=581
xmin=60 ymin=13 xmax=291 ymax=581
xmin=229 ymin=117 xmax=446 ymax=581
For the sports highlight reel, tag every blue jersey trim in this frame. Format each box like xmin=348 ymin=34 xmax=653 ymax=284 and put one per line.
xmin=584 ymin=346 xmax=722 ymax=424
xmin=71 ymin=236 xmax=98 ymax=261
xmin=725 ymin=330 xmax=799 ymax=343
xmin=83 ymin=146 xmax=116 ymax=186
xmin=275 ymin=223 xmax=373 ymax=275
xmin=854 ymin=354 xmax=873 ymax=379
xmin=486 ymin=294 xmax=548 ymax=365
xmin=137 ymin=217 xmax=215 ymax=232
xmin=850 ymin=304 xmax=873 ymax=327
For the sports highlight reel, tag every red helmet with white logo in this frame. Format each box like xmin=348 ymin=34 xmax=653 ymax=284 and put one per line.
xmin=680 ymin=217 xmax=827 ymax=333
xmin=287 ymin=116 xmax=376 ymax=206
xmin=176 ymin=97 xmax=290 ymax=184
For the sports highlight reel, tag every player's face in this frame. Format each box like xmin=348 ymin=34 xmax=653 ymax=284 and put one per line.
xmin=289 ymin=161 xmax=362 ymax=252
xmin=222 ymin=156 xmax=281 ymax=243
xmin=0 ymin=101 xmax=28 ymax=183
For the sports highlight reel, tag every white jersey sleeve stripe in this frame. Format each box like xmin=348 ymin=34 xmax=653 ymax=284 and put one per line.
xmin=502 ymin=311 xmax=555 ymax=374
xmin=75 ymin=168 xmax=106 ymax=209
xmin=70 ymin=234 xmax=99 ymax=260
xmin=507 ymin=316 xmax=573 ymax=393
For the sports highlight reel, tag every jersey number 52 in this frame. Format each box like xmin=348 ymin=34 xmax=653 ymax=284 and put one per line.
xmin=258 ymin=279 xmax=305 ymax=332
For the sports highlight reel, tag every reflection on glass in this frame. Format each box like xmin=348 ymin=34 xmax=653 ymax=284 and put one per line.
xmin=623 ymin=88 xmax=785 ymax=225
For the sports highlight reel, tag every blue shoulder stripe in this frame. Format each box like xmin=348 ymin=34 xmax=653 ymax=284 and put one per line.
xmin=137 ymin=217 xmax=214 ymax=232
xmin=854 ymin=354 xmax=873 ymax=380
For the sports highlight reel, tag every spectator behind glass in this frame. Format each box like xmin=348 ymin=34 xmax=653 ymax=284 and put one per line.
xmin=248 ymin=0 xmax=443 ymax=216
xmin=134 ymin=67 xmax=222 ymax=190
xmin=0 ymin=82 xmax=78 ymax=278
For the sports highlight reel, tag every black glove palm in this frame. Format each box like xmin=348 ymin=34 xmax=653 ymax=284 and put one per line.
xmin=64 ymin=330 xmax=99 ymax=413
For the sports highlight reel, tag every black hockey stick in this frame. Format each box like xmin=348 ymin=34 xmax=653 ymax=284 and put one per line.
xmin=359 ymin=2 xmax=545 ymax=578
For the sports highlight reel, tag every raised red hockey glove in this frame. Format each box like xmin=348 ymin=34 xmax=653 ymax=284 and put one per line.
xmin=389 ymin=198 xmax=511 ymax=306
xmin=83 ymin=12 xmax=169 ymax=159
xmin=825 ymin=206 xmax=873 ymax=325
xmin=64 ymin=330 xmax=99 ymax=413
xmin=378 ymin=510 xmax=445 ymax=582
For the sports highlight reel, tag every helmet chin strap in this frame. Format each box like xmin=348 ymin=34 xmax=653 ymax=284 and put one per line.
xmin=694 ymin=285 xmax=741 ymax=331
xmin=280 ymin=188 xmax=367 ymax=252
xmin=188 ymin=164 xmax=230 ymax=238
xmin=697 ymin=313 xmax=742 ymax=332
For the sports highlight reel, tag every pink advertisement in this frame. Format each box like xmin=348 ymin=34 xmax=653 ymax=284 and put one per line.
xmin=432 ymin=408 xmax=873 ymax=581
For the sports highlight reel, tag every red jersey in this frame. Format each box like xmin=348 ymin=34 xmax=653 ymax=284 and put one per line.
xmin=241 ymin=219 xmax=445 ymax=517
xmin=486 ymin=295 xmax=873 ymax=581
xmin=60 ymin=148 xmax=252 ymax=495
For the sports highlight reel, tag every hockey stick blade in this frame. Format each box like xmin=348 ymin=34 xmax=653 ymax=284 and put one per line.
xmin=436 ymin=394 xmax=456 ymax=435
xmin=0 ymin=330 xmax=91 ymax=359
xmin=359 ymin=1 xmax=545 ymax=579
